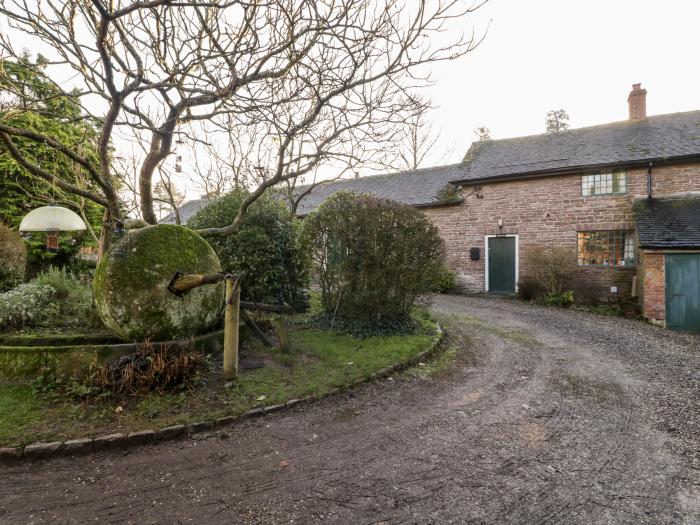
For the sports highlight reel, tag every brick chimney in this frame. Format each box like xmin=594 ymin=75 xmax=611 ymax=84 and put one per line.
xmin=628 ymin=83 xmax=647 ymax=120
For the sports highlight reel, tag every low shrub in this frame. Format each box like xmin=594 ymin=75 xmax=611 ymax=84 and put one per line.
xmin=0 ymin=223 xmax=27 ymax=292
xmin=0 ymin=284 xmax=57 ymax=329
xmin=33 ymin=267 xmax=84 ymax=299
xmin=300 ymin=192 xmax=445 ymax=330
xmin=433 ymin=266 xmax=457 ymax=293
xmin=519 ymin=246 xmax=577 ymax=304
xmin=517 ymin=276 xmax=545 ymax=301
xmin=0 ymin=269 xmax=100 ymax=331
xmin=32 ymin=267 xmax=96 ymax=323
xmin=538 ymin=290 xmax=574 ymax=307
xmin=187 ymin=191 xmax=309 ymax=310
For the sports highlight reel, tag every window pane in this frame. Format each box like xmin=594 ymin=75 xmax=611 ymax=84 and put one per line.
xmin=581 ymin=171 xmax=627 ymax=196
xmin=577 ymin=231 xmax=636 ymax=266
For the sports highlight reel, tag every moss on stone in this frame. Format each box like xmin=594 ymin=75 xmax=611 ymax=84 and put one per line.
xmin=0 ymin=345 xmax=110 ymax=379
xmin=0 ymin=330 xmax=228 ymax=380
xmin=0 ymin=333 xmax=120 ymax=346
xmin=94 ymin=224 xmax=224 ymax=341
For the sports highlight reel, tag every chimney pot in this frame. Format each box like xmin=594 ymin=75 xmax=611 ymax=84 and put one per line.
xmin=628 ymin=83 xmax=647 ymax=120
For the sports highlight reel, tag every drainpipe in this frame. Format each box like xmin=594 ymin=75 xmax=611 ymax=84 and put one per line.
xmin=647 ymin=161 xmax=654 ymax=199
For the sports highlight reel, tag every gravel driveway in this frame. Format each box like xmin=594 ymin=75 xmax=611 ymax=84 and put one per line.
xmin=1 ymin=295 xmax=698 ymax=524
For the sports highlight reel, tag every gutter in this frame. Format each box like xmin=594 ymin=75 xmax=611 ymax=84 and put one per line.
xmin=638 ymin=244 xmax=700 ymax=250
xmin=449 ymin=153 xmax=700 ymax=186
xmin=414 ymin=199 xmax=463 ymax=209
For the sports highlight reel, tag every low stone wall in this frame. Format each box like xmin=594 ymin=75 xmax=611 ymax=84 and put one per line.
xmin=0 ymin=330 xmax=225 ymax=380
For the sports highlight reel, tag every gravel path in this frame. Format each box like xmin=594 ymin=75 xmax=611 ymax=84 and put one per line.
xmin=1 ymin=295 xmax=698 ymax=524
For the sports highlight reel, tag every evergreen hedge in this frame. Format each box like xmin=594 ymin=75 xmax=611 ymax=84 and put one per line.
xmin=300 ymin=192 xmax=445 ymax=330
xmin=187 ymin=191 xmax=309 ymax=310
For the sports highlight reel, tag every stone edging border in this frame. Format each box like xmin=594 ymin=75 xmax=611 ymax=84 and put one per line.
xmin=0 ymin=324 xmax=443 ymax=463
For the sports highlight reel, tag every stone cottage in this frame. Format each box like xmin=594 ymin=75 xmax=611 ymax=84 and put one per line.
xmin=166 ymin=84 xmax=700 ymax=332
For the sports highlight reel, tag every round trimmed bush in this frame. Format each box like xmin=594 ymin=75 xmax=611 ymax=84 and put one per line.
xmin=433 ymin=266 xmax=457 ymax=293
xmin=0 ymin=222 xmax=26 ymax=292
xmin=300 ymin=192 xmax=445 ymax=329
xmin=187 ymin=191 xmax=308 ymax=310
xmin=93 ymin=224 xmax=224 ymax=341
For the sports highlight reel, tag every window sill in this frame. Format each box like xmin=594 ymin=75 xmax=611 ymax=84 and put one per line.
xmin=577 ymin=264 xmax=637 ymax=269
xmin=580 ymin=192 xmax=628 ymax=198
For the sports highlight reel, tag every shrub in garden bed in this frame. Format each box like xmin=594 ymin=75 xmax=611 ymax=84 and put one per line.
xmin=538 ymin=290 xmax=574 ymax=307
xmin=0 ymin=267 xmax=100 ymax=331
xmin=519 ymin=246 xmax=576 ymax=306
xmin=433 ymin=266 xmax=457 ymax=293
xmin=188 ymin=191 xmax=309 ymax=310
xmin=0 ymin=222 xmax=26 ymax=292
xmin=0 ymin=283 xmax=57 ymax=330
xmin=300 ymin=192 xmax=445 ymax=333
xmin=33 ymin=267 xmax=99 ymax=326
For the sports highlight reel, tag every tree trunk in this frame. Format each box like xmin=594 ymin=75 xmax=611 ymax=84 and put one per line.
xmin=97 ymin=208 xmax=111 ymax=262
xmin=96 ymin=198 xmax=125 ymax=262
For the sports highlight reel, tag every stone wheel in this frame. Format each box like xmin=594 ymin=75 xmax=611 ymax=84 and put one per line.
xmin=94 ymin=224 xmax=224 ymax=341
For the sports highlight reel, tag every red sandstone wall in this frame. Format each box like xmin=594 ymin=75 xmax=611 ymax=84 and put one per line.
xmin=422 ymin=162 xmax=700 ymax=299
xmin=641 ymin=251 xmax=665 ymax=324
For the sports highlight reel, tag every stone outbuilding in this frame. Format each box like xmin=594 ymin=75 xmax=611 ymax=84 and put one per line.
xmin=635 ymin=197 xmax=700 ymax=332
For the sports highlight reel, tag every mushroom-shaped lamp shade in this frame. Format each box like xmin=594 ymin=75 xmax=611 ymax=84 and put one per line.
xmin=19 ymin=206 xmax=87 ymax=232
xmin=19 ymin=206 xmax=87 ymax=252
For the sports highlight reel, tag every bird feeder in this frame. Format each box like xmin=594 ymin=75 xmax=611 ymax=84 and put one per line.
xmin=19 ymin=205 xmax=86 ymax=252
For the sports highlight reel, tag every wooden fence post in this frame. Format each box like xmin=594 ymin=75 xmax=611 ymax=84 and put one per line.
xmin=272 ymin=316 xmax=291 ymax=353
xmin=223 ymin=276 xmax=240 ymax=380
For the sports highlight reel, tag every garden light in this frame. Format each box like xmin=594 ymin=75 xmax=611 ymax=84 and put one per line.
xmin=18 ymin=205 xmax=86 ymax=252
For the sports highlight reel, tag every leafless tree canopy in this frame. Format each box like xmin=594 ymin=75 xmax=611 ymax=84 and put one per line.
xmin=474 ymin=125 xmax=491 ymax=141
xmin=0 ymin=0 xmax=485 ymax=241
xmin=378 ymin=95 xmax=443 ymax=172
xmin=545 ymin=109 xmax=570 ymax=133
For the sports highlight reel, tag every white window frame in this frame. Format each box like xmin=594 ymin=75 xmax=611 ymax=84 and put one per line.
xmin=581 ymin=170 xmax=628 ymax=196
xmin=484 ymin=234 xmax=519 ymax=293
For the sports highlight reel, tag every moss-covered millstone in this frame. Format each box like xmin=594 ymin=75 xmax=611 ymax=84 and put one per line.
xmin=94 ymin=225 xmax=224 ymax=341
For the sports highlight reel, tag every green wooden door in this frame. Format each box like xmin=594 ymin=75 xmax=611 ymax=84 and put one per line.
xmin=488 ymin=236 xmax=516 ymax=294
xmin=665 ymin=254 xmax=700 ymax=333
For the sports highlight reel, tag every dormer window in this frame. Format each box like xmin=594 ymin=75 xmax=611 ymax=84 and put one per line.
xmin=582 ymin=170 xmax=627 ymax=196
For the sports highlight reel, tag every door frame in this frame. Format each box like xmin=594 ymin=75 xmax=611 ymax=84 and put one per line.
xmin=484 ymin=234 xmax=519 ymax=293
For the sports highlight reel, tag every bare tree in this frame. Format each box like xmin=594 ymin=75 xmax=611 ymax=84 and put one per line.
xmin=545 ymin=109 xmax=570 ymax=133
xmin=379 ymin=95 xmax=443 ymax=172
xmin=188 ymin=116 xmax=272 ymax=198
xmin=153 ymin=172 xmax=185 ymax=223
xmin=474 ymin=126 xmax=491 ymax=141
xmin=0 ymin=0 xmax=485 ymax=249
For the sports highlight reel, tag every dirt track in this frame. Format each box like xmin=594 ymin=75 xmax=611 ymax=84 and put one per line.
xmin=1 ymin=295 xmax=698 ymax=524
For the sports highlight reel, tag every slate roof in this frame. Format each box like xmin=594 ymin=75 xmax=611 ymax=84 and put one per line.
xmin=293 ymin=164 xmax=465 ymax=215
xmin=160 ymin=110 xmax=700 ymax=220
xmin=635 ymin=196 xmax=700 ymax=249
xmin=454 ymin=110 xmax=700 ymax=183
xmin=159 ymin=197 xmax=212 ymax=225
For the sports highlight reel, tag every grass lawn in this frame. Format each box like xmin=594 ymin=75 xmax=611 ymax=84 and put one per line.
xmin=0 ymin=311 xmax=438 ymax=447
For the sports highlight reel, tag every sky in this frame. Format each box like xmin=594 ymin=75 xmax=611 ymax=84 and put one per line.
xmin=428 ymin=0 xmax=700 ymax=163
xmin=2 ymin=0 xmax=699 ymax=203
